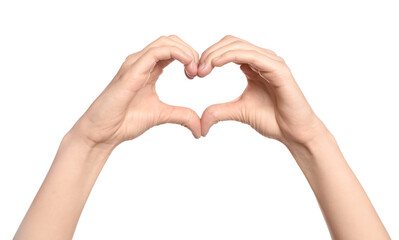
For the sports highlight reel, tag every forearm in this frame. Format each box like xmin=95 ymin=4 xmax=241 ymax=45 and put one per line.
xmin=284 ymin=124 xmax=390 ymax=240
xmin=14 ymin=130 xmax=114 ymax=240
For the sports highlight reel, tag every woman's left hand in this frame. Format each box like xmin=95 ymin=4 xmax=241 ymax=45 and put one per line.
xmin=71 ymin=35 xmax=201 ymax=150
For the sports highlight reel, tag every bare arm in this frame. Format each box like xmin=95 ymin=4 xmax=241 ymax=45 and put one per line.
xmin=14 ymin=35 xmax=200 ymax=240
xmin=14 ymin=132 xmax=114 ymax=240
xmin=286 ymin=125 xmax=389 ymax=240
xmin=198 ymin=35 xmax=390 ymax=239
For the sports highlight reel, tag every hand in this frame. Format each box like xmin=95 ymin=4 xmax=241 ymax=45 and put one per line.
xmin=71 ymin=35 xmax=201 ymax=149
xmin=198 ymin=35 xmax=325 ymax=146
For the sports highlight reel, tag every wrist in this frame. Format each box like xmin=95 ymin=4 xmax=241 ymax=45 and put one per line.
xmin=60 ymin=128 xmax=116 ymax=166
xmin=283 ymin=122 xmax=340 ymax=169
xmin=65 ymin=122 xmax=118 ymax=152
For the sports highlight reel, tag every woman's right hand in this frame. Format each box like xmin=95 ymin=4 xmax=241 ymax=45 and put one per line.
xmin=198 ymin=35 xmax=327 ymax=147
xmin=71 ymin=35 xmax=201 ymax=150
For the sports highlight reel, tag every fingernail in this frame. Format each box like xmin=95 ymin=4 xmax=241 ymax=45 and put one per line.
xmin=185 ymin=68 xmax=195 ymax=79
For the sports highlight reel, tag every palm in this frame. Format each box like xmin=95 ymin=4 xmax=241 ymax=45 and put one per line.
xmin=244 ymin=66 xmax=321 ymax=144
xmin=245 ymin=66 xmax=322 ymax=144
xmin=239 ymin=75 xmax=282 ymax=140
xmin=76 ymin=70 xmax=161 ymax=145
xmin=119 ymin=83 xmax=165 ymax=141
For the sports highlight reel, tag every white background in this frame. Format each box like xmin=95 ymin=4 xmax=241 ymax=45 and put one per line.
xmin=1 ymin=0 xmax=398 ymax=239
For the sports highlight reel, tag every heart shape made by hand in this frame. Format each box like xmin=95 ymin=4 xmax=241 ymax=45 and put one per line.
xmin=77 ymin=35 xmax=320 ymax=149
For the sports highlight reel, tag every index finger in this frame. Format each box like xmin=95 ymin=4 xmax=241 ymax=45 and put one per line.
xmin=212 ymin=49 xmax=282 ymax=74
xmin=132 ymin=46 xmax=194 ymax=77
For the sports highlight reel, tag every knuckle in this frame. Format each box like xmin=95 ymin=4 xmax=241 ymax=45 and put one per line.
xmin=231 ymin=40 xmax=246 ymax=48
xmin=186 ymin=111 xmax=197 ymax=122
xmin=269 ymin=50 xmax=277 ymax=55
xmin=263 ymin=48 xmax=277 ymax=55
xmin=168 ymin=34 xmax=178 ymax=39
xmin=222 ymin=35 xmax=236 ymax=41
xmin=147 ymin=46 xmax=162 ymax=55
xmin=206 ymin=106 xmax=218 ymax=120
xmin=124 ymin=67 xmax=141 ymax=80
xmin=154 ymin=35 xmax=169 ymax=45
xmin=271 ymin=62 xmax=288 ymax=74
xmin=125 ymin=52 xmax=137 ymax=61
xmin=276 ymin=55 xmax=285 ymax=63
xmin=147 ymin=46 xmax=157 ymax=53
xmin=121 ymin=61 xmax=130 ymax=71
xmin=125 ymin=54 xmax=132 ymax=61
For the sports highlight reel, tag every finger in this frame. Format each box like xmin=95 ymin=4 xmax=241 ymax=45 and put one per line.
xmin=240 ymin=64 xmax=259 ymax=79
xmin=156 ymin=59 xmax=174 ymax=70
xmin=166 ymin=35 xmax=199 ymax=78
xmin=118 ymin=46 xmax=194 ymax=93
xmin=145 ymin=36 xmax=198 ymax=78
xmin=159 ymin=104 xmax=202 ymax=139
xmin=198 ymin=39 xmax=284 ymax=77
xmin=210 ymin=50 xmax=287 ymax=87
xmin=240 ymin=64 xmax=276 ymax=98
xmin=168 ymin=35 xmax=199 ymax=64
xmin=132 ymin=46 xmax=194 ymax=78
xmin=197 ymin=36 xmax=241 ymax=77
xmin=168 ymin=35 xmax=199 ymax=79
xmin=201 ymin=101 xmax=242 ymax=137
xmin=204 ymin=41 xmax=282 ymax=67
xmin=198 ymin=41 xmax=281 ymax=77
xmin=199 ymin=35 xmax=242 ymax=64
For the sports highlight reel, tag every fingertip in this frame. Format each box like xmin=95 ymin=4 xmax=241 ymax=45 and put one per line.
xmin=201 ymin=129 xmax=209 ymax=137
xmin=184 ymin=68 xmax=195 ymax=79
xmin=196 ymin=72 xmax=206 ymax=78
xmin=193 ymin=132 xmax=202 ymax=139
xmin=188 ymin=111 xmax=202 ymax=139
xmin=184 ymin=60 xmax=198 ymax=79
xmin=201 ymin=122 xmax=212 ymax=137
xmin=197 ymin=62 xmax=211 ymax=78
xmin=200 ymin=114 xmax=211 ymax=137
xmin=184 ymin=117 xmax=201 ymax=138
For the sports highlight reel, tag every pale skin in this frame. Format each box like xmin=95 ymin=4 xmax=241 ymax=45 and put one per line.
xmin=14 ymin=35 xmax=390 ymax=240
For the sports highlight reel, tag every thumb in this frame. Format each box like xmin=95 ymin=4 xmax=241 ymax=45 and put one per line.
xmin=201 ymin=101 xmax=242 ymax=137
xmin=159 ymin=104 xmax=202 ymax=139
